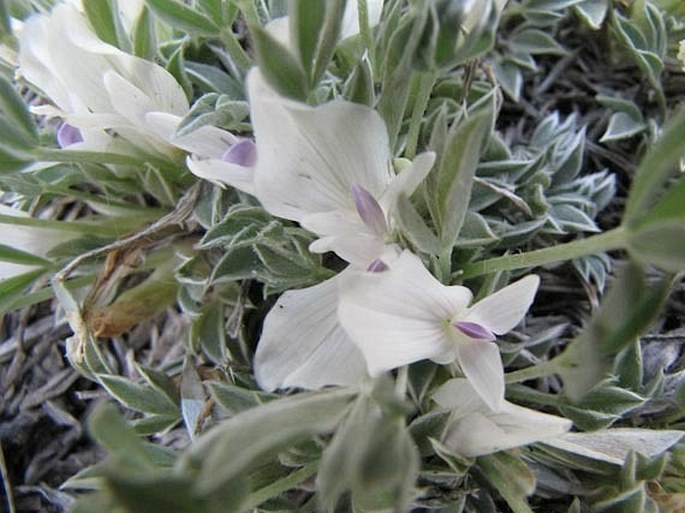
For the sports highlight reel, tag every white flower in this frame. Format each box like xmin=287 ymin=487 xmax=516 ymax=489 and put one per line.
xmin=432 ymin=378 xmax=571 ymax=457
xmin=0 ymin=204 xmax=73 ymax=281
xmin=17 ymin=2 xmax=188 ymax=156
xmin=338 ymin=250 xmax=540 ymax=411
xmin=202 ymin=69 xmax=434 ymax=267
xmin=254 ymin=268 xmax=370 ymax=391
xmin=144 ymin=111 xmax=256 ymax=192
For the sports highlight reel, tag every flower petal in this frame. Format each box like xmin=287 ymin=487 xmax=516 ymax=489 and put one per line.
xmin=432 ymin=377 xmax=483 ymax=415
xmin=338 ymin=250 xmax=472 ymax=375
xmin=145 ymin=112 xmax=237 ymax=157
xmin=248 ymin=69 xmax=392 ymax=221
xmin=463 ymin=275 xmax=540 ymax=335
xmin=186 ymin=156 xmax=255 ymax=194
xmin=254 ymin=272 xmax=369 ymax=391
xmin=434 ymin=378 xmax=571 ymax=457
xmin=454 ymin=337 xmax=504 ymax=411
xmin=302 ymin=210 xmax=384 ymax=266
xmin=379 ymin=152 xmax=436 ymax=214
xmin=482 ymin=403 xmax=572 ymax=455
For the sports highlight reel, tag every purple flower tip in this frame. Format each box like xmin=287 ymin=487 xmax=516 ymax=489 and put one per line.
xmin=57 ymin=123 xmax=83 ymax=148
xmin=351 ymin=183 xmax=387 ymax=237
xmin=453 ymin=321 xmax=496 ymax=341
xmin=367 ymin=258 xmax=389 ymax=273
xmin=222 ymin=139 xmax=257 ymax=167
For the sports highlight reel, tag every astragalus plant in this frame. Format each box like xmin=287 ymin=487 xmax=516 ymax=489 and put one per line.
xmin=1 ymin=1 xmax=685 ymax=512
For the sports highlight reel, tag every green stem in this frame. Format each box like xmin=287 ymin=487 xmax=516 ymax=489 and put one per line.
xmin=459 ymin=226 xmax=627 ymax=279
xmin=239 ymin=0 xmax=262 ymax=28
xmin=220 ymin=28 xmax=252 ymax=76
xmin=34 ymin=148 xmax=143 ymax=166
xmin=0 ymin=214 xmax=126 ymax=237
xmin=357 ymin=0 xmax=376 ymax=71
xmin=505 ymin=360 xmax=559 ymax=384
xmin=405 ymin=72 xmax=437 ymax=159
xmin=438 ymin=247 xmax=453 ymax=285
xmin=505 ymin=384 xmax=565 ymax=408
xmin=243 ymin=462 xmax=319 ymax=510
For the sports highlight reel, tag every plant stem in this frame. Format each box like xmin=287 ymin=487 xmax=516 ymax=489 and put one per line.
xmin=459 ymin=226 xmax=627 ymax=279
xmin=243 ymin=461 xmax=319 ymax=510
xmin=220 ymin=28 xmax=252 ymax=76
xmin=405 ymin=72 xmax=437 ymax=159
xmin=505 ymin=360 xmax=559 ymax=384
xmin=357 ymin=0 xmax=376 ymax=70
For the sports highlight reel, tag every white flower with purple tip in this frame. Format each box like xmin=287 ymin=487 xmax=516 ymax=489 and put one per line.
xmin=247 ymin=69 xmax=435 ymax=266
xmin=338 ymin=250 xmax=540 ymax=411
xmin=432 ymin=378 xmax=571 ymax=457
xmin=18 ymin=3 xmax=243 ymax=160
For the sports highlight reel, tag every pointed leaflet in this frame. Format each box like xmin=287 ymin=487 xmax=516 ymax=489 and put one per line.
xmin=184 ymin=388 xmax=356 ymax=495
xmin=431 ymin=102 xmax=494 ymax=249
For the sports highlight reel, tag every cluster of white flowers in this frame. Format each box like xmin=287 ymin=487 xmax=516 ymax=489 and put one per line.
xmin=14 ymin=1 xmax=571 ymax=458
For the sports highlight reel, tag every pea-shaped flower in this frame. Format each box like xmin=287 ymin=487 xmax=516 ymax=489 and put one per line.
xmin=432 ymin=378 xmax=571 ymax=457
xmin=338 ymin=250 xmax=540 ymax=411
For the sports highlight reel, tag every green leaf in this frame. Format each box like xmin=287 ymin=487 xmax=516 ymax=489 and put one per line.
xmin=106 ymin=472 xmax=245 ymax=513
xmin=211 ymin=245 xmax=263 ymax=283
xmin=249 ymin=24 xmax=308 ymax=101
xmin=88 ymin=403 xmax=157 ymax=471
xmin=289 ymin=0 xmax=326 ymax=78
xmin=98 ymin=374 xmax=180 ymax=417
xmin=206 ymin=382 xmax=265 ymax=415
xmin=394 ymin=193 xmax=441 ymax=255
xmin=318 ymin=396 xmax=419 ymax=513
xmin=144 ymin=0 xmax=220 ymax=36
xmin=494 ymin=59 xmax=523 ymax=102
xmin=191 ymin=300 xmax=229 ymax=362
xmin=166 ymin=45 xmax=193 ymax=100
xmin=176 ymin=93 xmax=249 ymax=136
xmin=186 ymin=62 xmax=244 ymax=97
xmin=82 ymin=0 xmax=120 ymax=48
xmin=625 ymin=107 xmax=685 ymax=222
xmin=543 ymin=428 xmax=683 ymax=466
xmin=0 ymin=0 xmax=10 ymax=40
xmin=596 ymin=94 xmax=643 ymax=120
xmin=344 ymin=57 xmax=375 ymax=106
xmin=196 ymin=0 xmax=228 ymax=25
xmin=556 ymin=261 xmax=673 ymax=402
xmin=184 ymin=388 xmax=356 ymax=495
xmin=0 ymin=268 xmax=47 ymax=315
xmin=0 ymin=244 xmax=51 ymax=267
xmin=477 ymin=452 xmax=536 ymax=513
xmin=600 ymin=112 xmax=646 ymax=142
xmin=135 ymin=364 xmax=180 ymax=408
xmin=310 ymin=0 xmax=346 ymax=85
xmin=433 ymin=105 xmax=494 ymax=249
xmin=0 ymin=75 xmax=37 ymax=141
xmin=627 ymin=176 xmax=685 ymax=271
xmin=132 ymin=6 xmax=156 ymax=60
xmin=408 ymin=410 xmax=451 ymax=457
xmin=508 ymin=29 xmax=565 ymax=55
xmin=574 ymin=0 xmax=610 ymax=29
